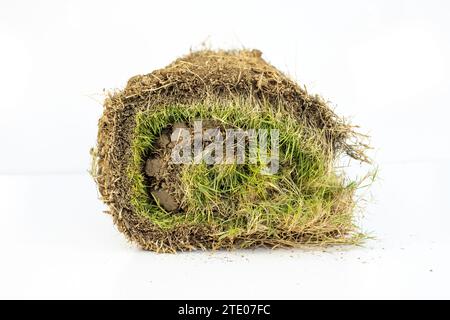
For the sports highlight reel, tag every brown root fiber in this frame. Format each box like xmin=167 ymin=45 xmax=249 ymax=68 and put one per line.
xmin=92 ymin=49 xmax=369 ymax=252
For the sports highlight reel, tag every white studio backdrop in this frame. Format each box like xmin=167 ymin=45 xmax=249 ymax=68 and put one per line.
xmin=1 ymin=0 xmax=450 ymax=299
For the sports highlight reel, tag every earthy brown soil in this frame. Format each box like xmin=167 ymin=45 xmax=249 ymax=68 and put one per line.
xmin=144 ymin=120 xmax=229 ymax=213
xmin=144 ymin=125 xmax=185 ymax=213
xmin=94 ymin=49 xmax=367 ymax=252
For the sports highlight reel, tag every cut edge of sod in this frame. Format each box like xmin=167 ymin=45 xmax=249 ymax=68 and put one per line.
xmin=124 ymin=97 xmax=371 ymax=249
xmin=91 ymin=49 xmax=375 ymax=252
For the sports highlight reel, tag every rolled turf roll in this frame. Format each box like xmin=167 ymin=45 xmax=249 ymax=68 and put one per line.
xmin=92 ymin=49 xmax=370 ymax=252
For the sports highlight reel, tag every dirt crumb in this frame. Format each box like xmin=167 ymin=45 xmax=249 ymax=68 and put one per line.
xmin=157 ymin=133 xmax=170 ymax=148
xmin=145 ymin=158 xmax=163 ymax=177
xmin=152 ymin=190 xmax=178 ymax=212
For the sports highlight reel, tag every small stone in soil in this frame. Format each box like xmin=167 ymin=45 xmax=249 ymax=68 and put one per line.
xmin=157 ymin=133 xmax=170 ymax=147
xmin=151 ymin=190 xmax=178 ymax=211
xmin=145 ymin=158 xmax=162 ymax=177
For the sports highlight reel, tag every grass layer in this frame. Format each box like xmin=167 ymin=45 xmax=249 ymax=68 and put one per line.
xmin=128 ymin=99 xmax=365 ymax=249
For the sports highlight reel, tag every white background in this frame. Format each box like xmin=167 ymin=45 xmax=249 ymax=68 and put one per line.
xmin=1 ymin=0 xmax=449 ymax=299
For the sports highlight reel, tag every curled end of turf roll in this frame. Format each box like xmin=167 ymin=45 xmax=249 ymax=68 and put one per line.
xmin=91 ymin=49 xmax=373 ymax=252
